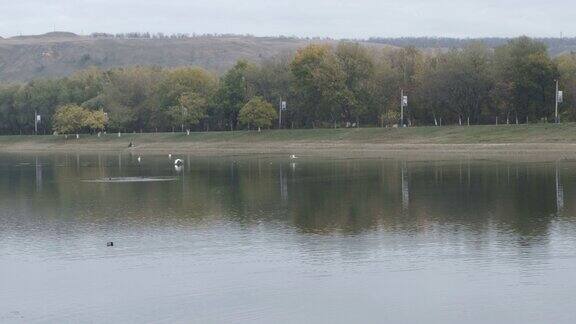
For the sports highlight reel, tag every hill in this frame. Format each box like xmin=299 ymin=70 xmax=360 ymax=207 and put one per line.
xmin=0 ymin=33 xmax=383 ymax=82
xmin=1 ymin=32 xmax=575 ymax=82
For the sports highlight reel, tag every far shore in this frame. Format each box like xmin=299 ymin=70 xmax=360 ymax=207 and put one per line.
xmin=2 ymin=125 xmax=576 ymax=160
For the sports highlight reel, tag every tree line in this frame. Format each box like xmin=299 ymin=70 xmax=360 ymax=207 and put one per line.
xmin=0 ymin=36 xmax=575 ymax=135
xmin=368 ymin=36 xmax=576 ymax=54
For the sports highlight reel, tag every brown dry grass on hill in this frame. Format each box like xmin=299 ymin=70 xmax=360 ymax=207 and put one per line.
xmin=0 ymin=32 xmax=390 ymax=82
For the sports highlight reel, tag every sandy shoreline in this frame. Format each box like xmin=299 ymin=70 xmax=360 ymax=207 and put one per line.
xmin=2 ymin=141 xmax=576 ymax=161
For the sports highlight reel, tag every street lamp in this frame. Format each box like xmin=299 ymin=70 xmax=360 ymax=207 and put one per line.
xmin=279 ymin=98 xmax=287 ymax=129
xmin=555 ymin=79 xmax=563 ymax=124
xmin=400 ymin=90 xmax=408 ymax=127
xmin=34 ymin=111 xmax=41 ymax=135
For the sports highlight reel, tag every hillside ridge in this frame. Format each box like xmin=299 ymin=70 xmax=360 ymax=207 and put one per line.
xmin=1 ymin=32 xmax=575 ymax=82
xmin=0 ymin=33 xmax=370 ymax=82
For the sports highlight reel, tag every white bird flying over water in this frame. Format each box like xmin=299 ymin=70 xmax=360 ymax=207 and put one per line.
xmin=290 ymin=155 xmax=298 ymax=159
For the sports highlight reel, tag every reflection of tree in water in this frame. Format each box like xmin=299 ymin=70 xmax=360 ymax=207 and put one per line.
xmin=1 ymin=154 xmax=575 ymax=249
xmin=406 ymin=162 xmax=558 ymax=247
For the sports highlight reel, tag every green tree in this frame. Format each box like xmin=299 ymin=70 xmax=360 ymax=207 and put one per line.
xmin=239 ymin=97 xmax=277 ymax=130
xmin=245 ymin=55 xmax=296 ymax=126
xmin=291 ymin=44 xmax=349 ymax=127
xmin=167 ymin=92 xmax=208 ymax=131
xmin=492 ymin=37 xmax=558 ymax=122
xmin=158 ymin=67 xmax=217 ymax=130
xmin=98 ymin=66 xmax=163 ymax=132
xmin=415 ymin=44 xmax=493 ymax=125
xmin=335 ymin=42 xmax=374 ymax=124
xmin=60 ymin=67 xmax=105 ymax=105
xmin=556 ymin=53 xmax=576 ymax=120
xmin=0 ymin=84 xmax=21 ymax=134
xmin=368 ymin=50 xmax=402 ymax=127
xmin=246 ymin=55 xmax=293 ymax=103
xmin=84 ymin=110 xmax=107 ymax=132
xmin=388 ymin=46 xmax=425 ymax=124
xmin=13 ymin=79 xmax=64 ymax=133
xmin=214 ymin=61 xmax=251 ymax=130
xmin=413 ymin=56 xmax=448 ymax=125
xmin=52 ymin=104 xmax=89 ymax=134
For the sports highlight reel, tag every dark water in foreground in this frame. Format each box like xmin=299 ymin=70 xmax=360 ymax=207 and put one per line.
xmin=1 ymin=153 xmax=576 ymax=323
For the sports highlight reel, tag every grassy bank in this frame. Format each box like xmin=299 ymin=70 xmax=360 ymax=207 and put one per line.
xmin=2 ymin=124 xmax=576 ymax=159
xmin=2 ymin=123 xmax=576 ymax=144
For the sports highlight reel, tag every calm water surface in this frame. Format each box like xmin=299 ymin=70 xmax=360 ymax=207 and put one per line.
xmin=1 ymin=153 xmax=576 ymax=323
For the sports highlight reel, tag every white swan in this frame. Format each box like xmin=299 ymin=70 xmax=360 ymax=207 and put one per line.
xmin=137 ymin=156 xmax=142 ymax=163
xmin=290 ymin=154 xmax=298 ymax=160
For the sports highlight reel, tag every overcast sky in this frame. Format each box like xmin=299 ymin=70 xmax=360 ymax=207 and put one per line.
xmin=0 ymin=0 xmax=574 ymax=39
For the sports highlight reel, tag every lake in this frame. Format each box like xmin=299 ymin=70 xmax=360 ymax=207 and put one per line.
xmin=1 ymin=152 xmax=576 ymax=323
